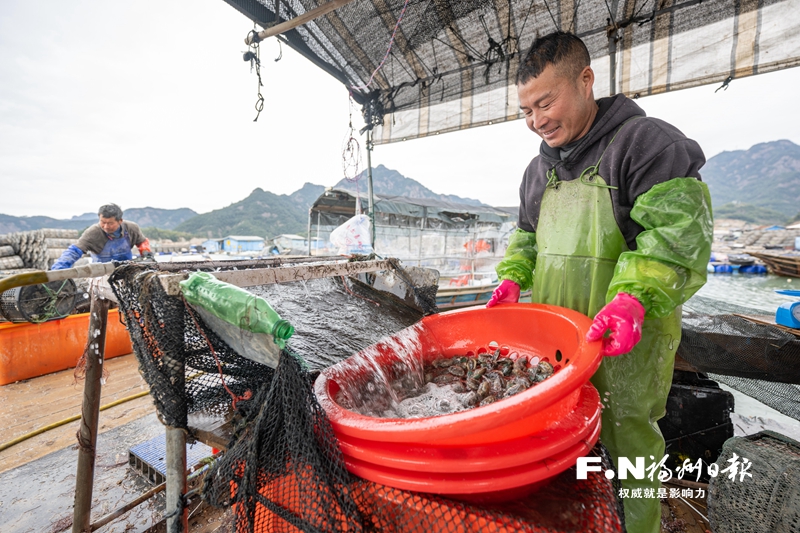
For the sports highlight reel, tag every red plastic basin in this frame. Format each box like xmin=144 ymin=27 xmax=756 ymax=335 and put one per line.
xmin=314 ymin=304 xmax=603 ymax=501
xmin=315 ymin=303 xmax=602 ymax=445
xmin=336 ymin=382 xmax=601 ymax=473
xmin=343 ymin=417 xmax=601 ymax=503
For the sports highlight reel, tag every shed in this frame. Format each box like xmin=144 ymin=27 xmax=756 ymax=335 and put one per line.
xmin=272 ymin=234 xmax=308 ymax=255
xmin=201 ymin=239 xmax=222 ymax=253
xmin=221 ymin=236 xmax=265 ymax=253
xmin=309 ymin=188 xmax=513 ymax=278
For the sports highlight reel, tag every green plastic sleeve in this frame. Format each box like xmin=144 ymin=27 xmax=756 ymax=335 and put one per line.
xmin=607 ymin=178 xmax=714 ymax=318
xmin=495 ymin=228 xmax=538 ymax=291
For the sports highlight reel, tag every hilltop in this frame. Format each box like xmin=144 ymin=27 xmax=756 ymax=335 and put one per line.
xmin=3 ymin=143 xmax=799 ymax=237
xmin=333 ymin=165 xmax=487 ymax=207
xmin=174 ymin=188 xmax=310 ymax=238
xmin=702 ymin=139 xmax=800 ymax=221
xmin=173 ymin=165 xmax=489 ymax=238
xmin=0 ymin=207 xmax=197 ymax=234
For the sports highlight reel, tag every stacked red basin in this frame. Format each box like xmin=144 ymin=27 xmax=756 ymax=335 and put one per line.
xmin=314 ymin=303 xmax=604 ymax=503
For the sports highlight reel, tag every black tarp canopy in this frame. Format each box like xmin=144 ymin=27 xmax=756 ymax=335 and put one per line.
xmin=222 ymin=0 xmax=800 ymax=144
xmin=311 ymin=187 xmax=512 ymax=227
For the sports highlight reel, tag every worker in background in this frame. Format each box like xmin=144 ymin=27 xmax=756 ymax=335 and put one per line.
xmin=51 ymin=203 xmax=153 ymax=269
xmin=486 ymin=32 xmax=713 ymax=532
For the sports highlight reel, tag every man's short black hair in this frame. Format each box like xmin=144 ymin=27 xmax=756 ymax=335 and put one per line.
xmin=98 ymin=203 xmax=123 ymax=220
xmin=517 ymin=31 xmax=591 ymax=86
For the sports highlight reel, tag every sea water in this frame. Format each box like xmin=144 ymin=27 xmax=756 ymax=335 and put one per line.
xmin=687 ymin=272 xmax=800 ymax=435
xmin=690 ymin=272 xmax=797 ymax=313
xmin=247 ymin=276 xmax=423 ymax=371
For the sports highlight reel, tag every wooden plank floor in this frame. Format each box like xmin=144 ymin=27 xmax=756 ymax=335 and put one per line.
xmin=0 ymin=353 xmax=155 ymax=474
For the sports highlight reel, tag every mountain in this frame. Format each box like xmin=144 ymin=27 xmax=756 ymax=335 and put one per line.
xmin=121 ymin=207 xmax=198 ymax=230
xmin=289 ymin=183 xmax=326 ymax=211
xmin=0 ymin=207 xmax=197 ymax=234
xmin=170 ymin=166 xmax=493 ymax=239
xmin=702 ymin=140 xmax=800 ymax=218
xmin=174 ymin=188 xmax=309 ymax=238
xmin=333 ymin=165 xmax=487 ymax=206
xmin=0 ymin=214 xmax=90 ymax=233
xmin=713 ymin=202 xmax=789 ymax=225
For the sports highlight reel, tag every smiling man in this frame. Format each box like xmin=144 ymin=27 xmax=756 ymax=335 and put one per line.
xmin=486 ymin=32 xmax=713 ymax=532
xmin=51 ymin=203 xmax=152 ymax=269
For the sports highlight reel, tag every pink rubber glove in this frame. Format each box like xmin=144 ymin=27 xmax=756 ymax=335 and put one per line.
xmin=486 ymin=280 xmax=521 ymax=308
xmin=586 ymin=293 xmax=645 ymax=356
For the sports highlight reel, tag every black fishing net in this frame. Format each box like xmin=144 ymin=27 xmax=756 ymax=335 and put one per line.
xmin=222 ymin=0 xmax=794 ymax=144
xmin=208 ymin=433 xmax=624 ymax=533
xmin=677 ymin=295 xmax=800 ymax=424
xmin=679 ymin=313 xmax=800 ymax=384
xmin=110 ymin=258 xmax=624 ymax=533
xmin=110 ymin=264 xmax=269 ymax=429
xmin=108 ymin=259 xmax=429 ymax=428
xmin=708 ymin=431 xmax=800 ymax=533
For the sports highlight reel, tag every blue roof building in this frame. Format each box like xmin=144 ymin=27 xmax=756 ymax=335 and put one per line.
xmin=221 ymin=236 xmax=265 ymax=253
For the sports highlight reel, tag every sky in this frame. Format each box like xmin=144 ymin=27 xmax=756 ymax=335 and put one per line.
xmin=2 ymin=0 xmax=800 ymax=219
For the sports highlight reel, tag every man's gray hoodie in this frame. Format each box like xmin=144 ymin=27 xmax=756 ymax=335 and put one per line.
xmin=517 ymin=94 xmax=706 ymax=250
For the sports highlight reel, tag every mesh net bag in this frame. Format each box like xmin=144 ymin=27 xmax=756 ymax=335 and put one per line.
xmin=204 ymin=371 xmax=625 ymax=533
xmin=345 ymin=452 xmax=623 ymax=533
xmin=108 ymin=260 xmax=428 ymax=428
xmin=109 ymin=264 xmax=271 ymax=428
xmin=110 ymin=260 xmax=623 ymax=533
xmin=708 ymin=431 xmax=800 ymax=533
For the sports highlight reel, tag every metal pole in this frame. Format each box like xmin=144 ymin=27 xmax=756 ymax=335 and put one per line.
xmin=316 ymin=212 xmax=321 ymax=254
xmin=307 ymin=208 xmax=312 ymax=256
xmin=165 ymin=426 xmax=188 ymax=533
xmin=72 ymin=292 xmax=110 ymax=533
xmin=471 ymin=227 xmax=477 ymax=282
xmin=244 ymin=0 xmax=359 ymax=44
xmin=162 ymin=315 xmax=188 ymax=533
xmin=366 ymin=129 xmax=376 ymax=249
xmin=418 ymin=207 xmax=426 ymax=265
xmin=609 ymin=30 xmax=618 ymax=95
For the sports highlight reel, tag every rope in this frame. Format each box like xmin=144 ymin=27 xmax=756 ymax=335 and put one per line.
xmin=340 ymin=276 xmax=380 ymax=307
xmin=341 ymin=95 xmax=363 ymax=183
xmin=546 ymin=167 xmax=560 ymax=189
xmin=245 ymin=29 xmax=265 ymax=122
xmin=350 ymin=0 xmax=412 ymax=91
xmin=716 ymin=75 xmax=733 ymax=92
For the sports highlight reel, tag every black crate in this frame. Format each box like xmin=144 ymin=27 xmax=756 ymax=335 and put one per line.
xmin=658 ymin=380 xmax=735 ymax=482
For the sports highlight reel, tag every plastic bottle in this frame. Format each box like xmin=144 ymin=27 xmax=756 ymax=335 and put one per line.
xmin=179 ymin=271 xmax=294 ymax=347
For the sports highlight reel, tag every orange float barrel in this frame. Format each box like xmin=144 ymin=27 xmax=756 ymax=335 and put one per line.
xmin=0 ymin=309 xmax=133 ymax=385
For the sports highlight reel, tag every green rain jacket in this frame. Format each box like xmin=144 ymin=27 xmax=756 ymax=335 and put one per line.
xmin=496 ymin=94 xmax=713 ymax=533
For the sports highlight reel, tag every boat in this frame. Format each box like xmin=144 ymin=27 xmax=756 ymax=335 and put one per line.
xmin=748 ymin=251 xmax=800 ymax=278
